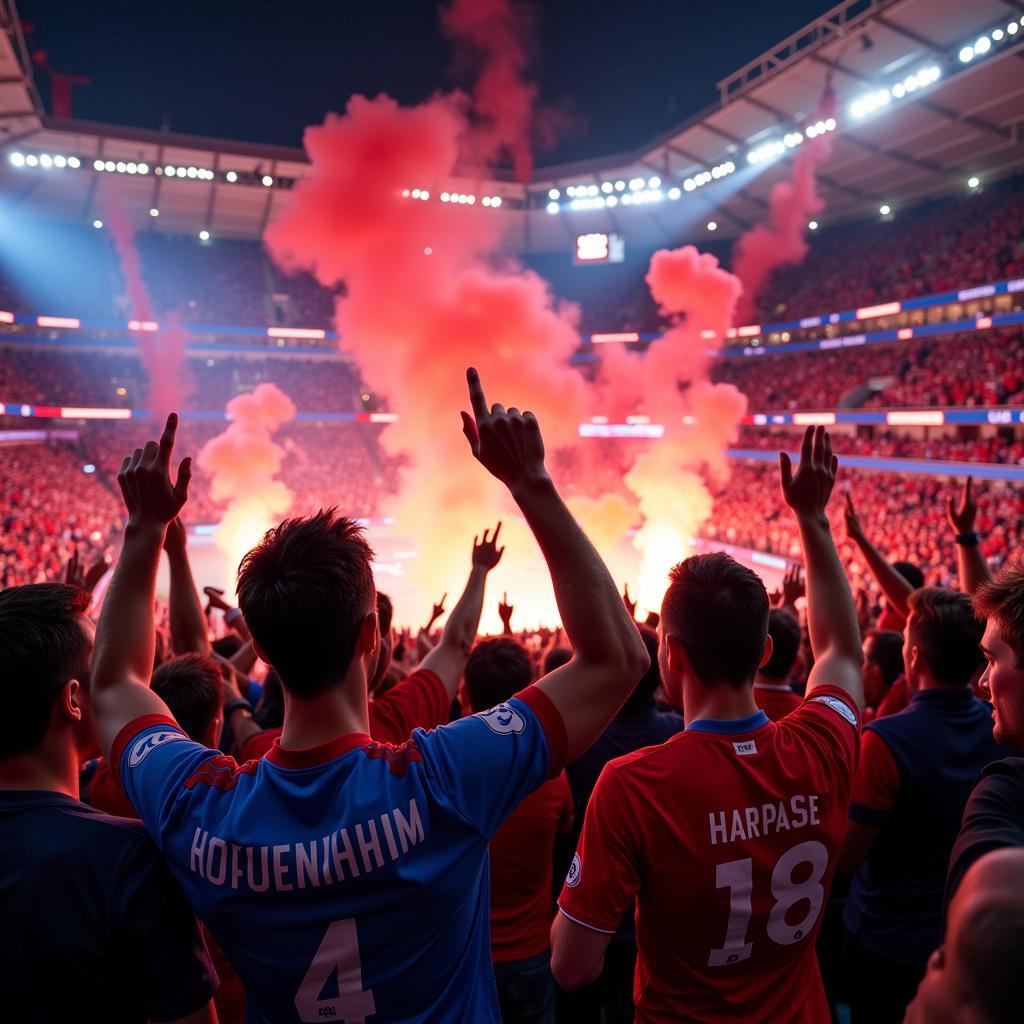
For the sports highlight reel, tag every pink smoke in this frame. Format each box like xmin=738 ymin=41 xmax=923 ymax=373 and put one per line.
xmin=731 ymin=89 xmax=837 ymax=324
xmin=102 ymin=199 xmax=191 ymax=419
xmin=197 ymin=383 xmax=297 ymax=585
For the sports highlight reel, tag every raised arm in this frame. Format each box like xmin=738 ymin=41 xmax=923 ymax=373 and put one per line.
xmin=419 ymin=525 xmax=504 ymax=700
xmin=781 ymin=427 xmax=863 ymax=707
xmin=947 ymin=477 xmax=993 ymax=595
xmin=461 ymin=367 xmax=649 ymax=761
xmin=91 ymin=414 xmax=193 ymax=758
xmin=844 ymin=492 xmax=914 ymax=622
xmin=164 ymin=517 xmax=211 ymax=656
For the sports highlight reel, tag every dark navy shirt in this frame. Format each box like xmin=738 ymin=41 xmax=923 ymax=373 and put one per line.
xmin=843 ymin=688 xmax=1008 ymax=966
xmin=0 ymin=790 xmax=218 ymax=1024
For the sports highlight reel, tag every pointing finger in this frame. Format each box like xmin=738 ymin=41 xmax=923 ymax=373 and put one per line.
xmin=467 ymin=367 xmax=488 ymax=422
xmin=158 ymin=412 xmax=178 ymax=467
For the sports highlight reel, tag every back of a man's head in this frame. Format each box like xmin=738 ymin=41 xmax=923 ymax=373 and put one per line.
xmin=894 ymin=560 xmax=926 ymax=591
xmin=152 ymin=654 xmax=222 ymax=743
xmin=661 ymin=552 xmax=770 ymax=687
xmin=864 ymin=629 xmax=905 ymax=685
xmin=760 ymin=608 xmax=801 ymax=682
xmin=465 ymin=637 xmax=532 ymax=712
xmin=907 ymin=587 xmax=984 ymax=687
xmin=542 ymin=645 xmax=571 ymax=676
xmin=0 ymin=583 xmax=91 ymax=760
xmin=973 ymin=560 xmax=1024 ymax=668
xmin=237 ymin=508 xmax=375 ymax=699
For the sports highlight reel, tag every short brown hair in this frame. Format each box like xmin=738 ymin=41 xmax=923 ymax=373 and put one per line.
xmin=974 ymin=560 xmax=1024 ymax=667
xmin=237 ymin=508 xmax=375 ymax=699
xmin=152 ymin=654 xmax=222 ymax=742
xmin=661 ymin=552 xmax=769 ymax=688
xmin=908 ymin=587 xmax=983 ymax=686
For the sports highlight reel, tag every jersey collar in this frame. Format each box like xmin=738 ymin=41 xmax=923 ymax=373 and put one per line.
xmin=266 ymin=732 xmax=372 ymax=769
xmin=687 ymin=709 xmax=770 ymax=734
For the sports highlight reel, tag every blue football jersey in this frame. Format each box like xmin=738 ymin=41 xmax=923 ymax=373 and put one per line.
xmin=115 ymin=689 xmax=565 ymax=1024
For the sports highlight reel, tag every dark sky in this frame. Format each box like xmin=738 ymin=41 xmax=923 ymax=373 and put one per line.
xmin=21 ymin=0 xmax=833 ymax=168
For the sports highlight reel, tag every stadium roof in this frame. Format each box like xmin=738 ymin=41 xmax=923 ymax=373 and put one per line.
xmin=2 ymin=0 xmax=1023 ymax=252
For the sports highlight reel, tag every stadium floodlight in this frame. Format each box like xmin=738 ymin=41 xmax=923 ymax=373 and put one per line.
xmin=225 ymin=170 xmax=238 ymax=182
xmin=629 ymin=177 xmax=645 ymax=191
xmin=39 ymin=152 xmax=54 ymax=167
xmin=149 ymin=208 xmax=159 ymax=217
xmin=54 ymin=155 xmax=66 ymax=168
xmin=26 ymin=154 xmax=38 ymax=166
xmin=262 ymin=175 xmax=273 ymax=186
xmin=93 ymin=159 xmax=104 ymax=171
xmin=546 ymin=201 xmax=559 ymax=214
xmin=879 ymin=204 xmax=891 ymax=216
xmin=164 ymin=165 xmax=176 ymax=176
xmin=8 ymin=151 xmax=25 ymax=167
xmin=411 ymin=188 xmax=421 ymax=198
xmin=668 ymin=186 xmax=681 ymax=199
xmin=68 ymin=156 xmax=80 ymax=168
xmin=548 ymin=188 xmax=559 ymax=199
xmin=968 ymin=176 xmax=980 ymax=189
xmin=606 ymin=195 xmax=618 ymax=207
xmin=186 ymin=166 xmax=197 ymax=178
xmin=92 ymin=219 xmax=103 ymax=229
xmin=566 ymin=186 xmax=576 ymax=197
xmin=959 ymin=45 xmax=974 ymax=62
xmin=707 ymin=221 xmax=717 ymax=231
xmin=116 ymin=161 xmax=127 ymax=173
xmin=587 ymin=184 xmax=599 ymax=197
xmin=601 ymin=181 xmax=613 ymax=193
xmin=465 ymin=194 xmax=473 ymax=204
xmin=684 ymin=177 xmax=696 ymax=191
xmin=808 ymin=220 xmax=819 ymax=230
xmin=1009 ymin=21 xmax=1020 ymax=35
xmin=482 ymin=196 xmax=491 ymax=206
xmin=647 ymin=176 xmax=661 ymax=188
xmin=974 ymin=36 xmax=991 ymax=55
xmin=176 ymin=167 xmax=187 ymax=177
xmin=440 ymin=192 xmax=450 ymax=202
xmin=491 ymin=196 xmax=501 ymax=207
xmin=104 ymin=160 xmax=115 ymax=172
xmin=614 ymin=180 xmax=625 ymax=191
xmin=138 ymin=162 xmax=148 ymax=174
xmin=198 ymin=229 xmax=210 ymax=241
xmin=992 ymin=28 xmax=1004 ymax=41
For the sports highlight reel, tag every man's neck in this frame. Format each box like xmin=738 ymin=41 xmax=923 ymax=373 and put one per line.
xmin=0 ymin=746 xmax=79 ymax=798
xmin=280 ymin=678 xmax=370 ymax=750
xmin=684 ymin=680 xmax=759 ymax=728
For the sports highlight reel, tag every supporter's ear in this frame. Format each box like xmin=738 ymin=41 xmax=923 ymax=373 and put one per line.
xmin=665 ymin=634 xmax=689 ymax=676
xmin=59 ymin=679 xmax=84 ymax=724
xmin=206 ymin=709 xmax=223 ymax=749
xmin=758 ymin=634 xmax=774 ymax=670
xmin=357 ymin=611 xmax=379 ymax=656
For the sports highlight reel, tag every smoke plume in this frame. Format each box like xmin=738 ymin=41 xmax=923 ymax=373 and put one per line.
xmin=197 ymin=383 xmax=297 ymax=586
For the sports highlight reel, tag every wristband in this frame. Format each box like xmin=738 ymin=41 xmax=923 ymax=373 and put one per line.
xmin=224 ymin=699 xmax=254 ymax=717
xmin=955 ymin=532 xmax=980 ymax=547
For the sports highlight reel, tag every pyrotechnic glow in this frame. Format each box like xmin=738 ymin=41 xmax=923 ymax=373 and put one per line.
xmin=197 ymin=384 xmax=297 ymax=591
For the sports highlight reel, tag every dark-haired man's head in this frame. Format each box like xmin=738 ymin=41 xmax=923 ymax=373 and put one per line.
xmin=758 ymin=609 xmax=801 ymax=684
xmin=152 ymin=654 xmax=222 ymax=747
xmin=237 ymin=509 xmax=378 ymax=700
xmin=974 ymin=560 xmax=1024 ymax=749
xmin=905 ymin=848 xmax=1024 ymax=1024
xmin=370 ymin=592 xmax=394 ymax=695
xmin=894 ymin=561 xmax=926 ymax=591
xmin=862 ymin=629 xmax=904 ymax=709
xmin=659 ymin=552 xmax=771 ymax=710
xmin=903 ymin=588 xmax=984 ymax=692
xmin=0 ymin=583 xmax=93 ymax=764
xmin=542 ymin=645 xmax=572 ymax=677
xmin=464 ymin=637 xmax=532 ymax=713
xmin=620 ymin=625 xmax=665 ymax=715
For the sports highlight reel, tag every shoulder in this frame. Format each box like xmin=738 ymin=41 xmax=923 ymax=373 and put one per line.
xmin=975 ymin=757 xmax=1024 ymax=800
xmin=603 ymin=732 xmax=686 ymax=781
xmin=45 ymin=798 xmax=155 ymax=861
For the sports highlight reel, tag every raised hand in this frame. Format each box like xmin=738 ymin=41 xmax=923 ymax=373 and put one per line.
xmin=780 ymin=426 xmax=838 ymax=522
xmin=498 ymin=592 xmax=514 ymax=626
xmin=117 ymin=413 xmax=192 ymax=529
xmin=622 ymin=583 xmax=637 ymax=619
xmin=472 ymin=522 xmax=505 ymax=572
xmin=461 ymin=367 xmax=547 ymax=491
xmin=781 ymin=563 xmax=806 ymax=607
xmin=163 ymin=516 xmax=187 ymax=554
xmin=204 ymin=586 xmax=232 ymax=613
xmin=844 ymin=493 xmax=865 ymax=543
xmin=426 ymin=594 xmax=447 ymax=630
xmin=64 ymin=547 xmax=84 ymax=589
xmin=947 ymin=476 xmax=978 ymax=535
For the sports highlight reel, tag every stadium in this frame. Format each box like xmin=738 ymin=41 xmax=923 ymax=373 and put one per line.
xmin=1 ymin=0 xmax=1023 ymax=1020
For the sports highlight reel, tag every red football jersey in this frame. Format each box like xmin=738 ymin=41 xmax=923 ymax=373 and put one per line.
xmin=238 ymin=668 xmax=448 ymax=761
xmin=753 ymin=682 xmax=802 ymax=722
xmin=558 ymin=686 xmax=860 ymax=1023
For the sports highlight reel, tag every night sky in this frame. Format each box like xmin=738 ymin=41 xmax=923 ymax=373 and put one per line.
xmin=22 ymin=0 xmax=832 ymax=168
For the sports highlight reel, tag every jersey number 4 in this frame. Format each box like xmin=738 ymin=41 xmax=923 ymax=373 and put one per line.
xmin=708 ymin=840 xmax=828 ymax=967
xmin=295 ymin=918 xmax=376 ymax=1022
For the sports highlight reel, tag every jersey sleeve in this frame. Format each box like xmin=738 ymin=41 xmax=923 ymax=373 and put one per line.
xmin=944 ymin=762 xmax=1024 ymax=911
xmin=414 ymin=686 xmax=567 ymax=838
xmin=369 ymin=669 xmax=450 ymax=742
xmin=777 ymin=684 xmax=861 ymax=797
xmin=117 ymin=832 xmax=219 ymax=1020
xmin=113 ymin=714 xmax=231 ymax=851
xmin=849 ymin=729 xmax=901 ymax=828
xmin=557 ymin=760 xmax=640 ymax=934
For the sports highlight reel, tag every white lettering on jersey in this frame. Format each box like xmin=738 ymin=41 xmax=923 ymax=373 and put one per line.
xmin=566 ymin=853 xmax=582 ymax=888
xmin=128 ymin=729 xmax=186 ymax=767
xmin=810 ymin=694 xmax=858 ymax=726
xmin=709 ymin=794 xmax=822 ymax=845
xmin=478 ymin=703 xmax=526 ymax=736
xmin=188 ymin=798 xmax=426 ymax=891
